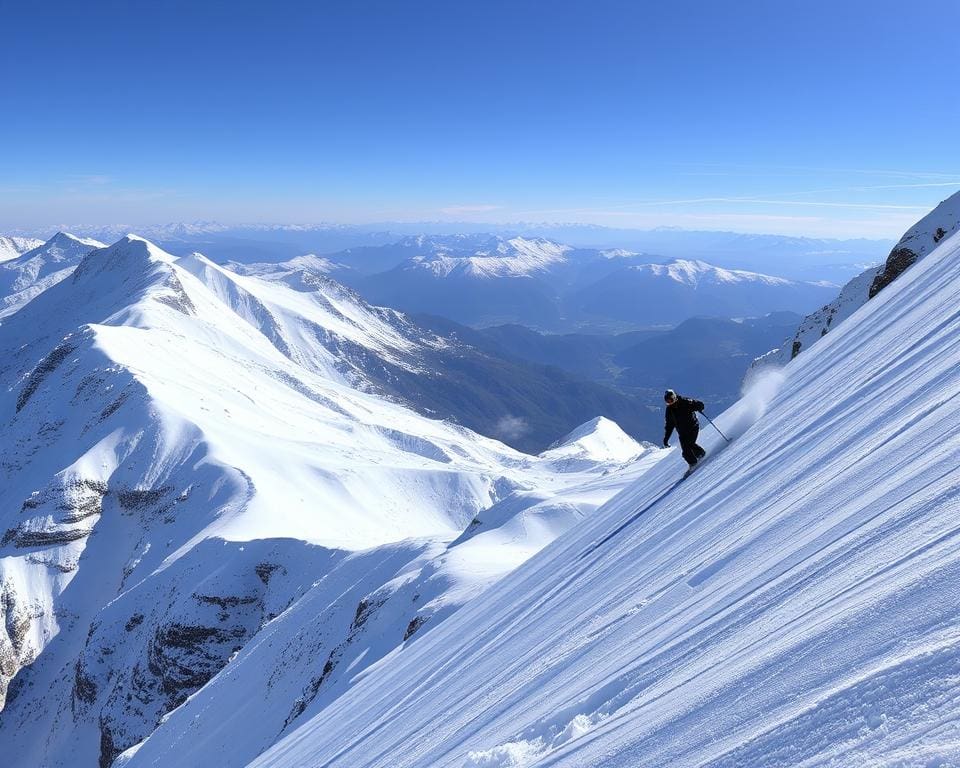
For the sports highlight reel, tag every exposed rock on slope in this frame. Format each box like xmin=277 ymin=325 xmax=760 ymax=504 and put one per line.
xmin=868 ymin=196 xmax=960 ymax=297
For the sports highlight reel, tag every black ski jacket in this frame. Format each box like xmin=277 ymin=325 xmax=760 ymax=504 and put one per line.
xmin=664 ymin=396 xmax=705 ymax=443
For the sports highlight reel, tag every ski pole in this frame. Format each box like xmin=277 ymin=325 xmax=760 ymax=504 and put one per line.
xmin=702 ymin=413 xmax=731 ymax=443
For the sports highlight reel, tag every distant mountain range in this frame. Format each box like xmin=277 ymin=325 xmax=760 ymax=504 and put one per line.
xmin=0 ymin=230 xmax=830 ymax=445
xmin=331 ymin=236 xmax=836 ymax=331
xmin=9 ymin=222 xmax=890 ymax=281
xmin=0 ymin=235 xmax=43 ymax=263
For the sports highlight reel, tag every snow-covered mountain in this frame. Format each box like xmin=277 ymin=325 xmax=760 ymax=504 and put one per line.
xmin=569 ymin=258 xmax=836 ymax=327
xmin=0 ymin=232 xmax=106 ymax=320
xmin=130 ymin=201 xmax=960 ymax=767
xmin=756 ymin=190 xmax=960 ymax=368
xmin=0 ymin=235 xmax=656 ymax=767
xmin=407 ymin=237 xmax=573 ymax=279
xmin=355 ymin=236 xmax=576 ymax=329
xmin=0 ymin=234 xmax=43 ymax=263
xmin=354 ymin=238 xmax=834 ymax=331
xmin=22 ymin=223 xmax=887 ymax=282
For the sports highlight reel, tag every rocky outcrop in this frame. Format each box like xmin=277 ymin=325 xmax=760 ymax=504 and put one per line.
xmin=75 ymin=552 xmax=280 ymax=768
xmin=0 ymin=582 xmax=36 ymax=708
xmin=16 ymin=336 xmax=77 ymax=412
xmin=868 ymin=220 xmax=956 ymax=299
xmin=2 ymin=478 xmax=108 ymax=552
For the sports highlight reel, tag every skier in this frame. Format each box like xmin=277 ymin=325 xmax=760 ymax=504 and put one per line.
xmin=662 ymin=389 xmax=707 ymax=470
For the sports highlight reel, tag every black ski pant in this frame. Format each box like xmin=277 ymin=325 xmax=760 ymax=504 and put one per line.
xmin=679 ymin=428 xmax=706 ymax=466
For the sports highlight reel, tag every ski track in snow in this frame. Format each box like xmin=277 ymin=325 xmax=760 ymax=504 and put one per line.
xmin=243 ymin=229 xmax=960 ymax=768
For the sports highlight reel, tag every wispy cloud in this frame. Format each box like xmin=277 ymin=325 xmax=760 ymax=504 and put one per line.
xmin=671 ymin=162 xmax=960 ymax=181
xmin=512 ymin=197 xmax=932 ymax=218
xmin=58 ymin=174 xmax=113 ymax=186
xmin=494 ymin=415 xmax=529 ymax=441
xmin=440 ymin=204 xmax=502 ymax=215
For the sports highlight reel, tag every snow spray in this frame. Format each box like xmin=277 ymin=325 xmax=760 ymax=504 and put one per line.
xmin=716 ymin=366 xmax=787 ymax=441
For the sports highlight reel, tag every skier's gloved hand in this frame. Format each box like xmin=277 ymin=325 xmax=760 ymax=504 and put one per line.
xmin=663 ymin=439 xmax=670 ymax=448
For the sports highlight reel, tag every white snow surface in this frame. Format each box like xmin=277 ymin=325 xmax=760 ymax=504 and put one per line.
xmin=229 ymin=253 xmax=348 ymax=278
xmin=240 ymin=228 xmax=960 ymax=767
xmin=0 ymin=235 xmax=652 ymax=767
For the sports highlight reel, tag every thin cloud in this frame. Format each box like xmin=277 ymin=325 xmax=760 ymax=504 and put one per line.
xmin=513 ymin=198 xmax=931 ymax=218
xmin=58 ymin=174 xmax=113 ymax=186
xmin=670 ymin=161 xmax=960 ymax=181
xmin=440 ymin=204 xmax=503 ymax=215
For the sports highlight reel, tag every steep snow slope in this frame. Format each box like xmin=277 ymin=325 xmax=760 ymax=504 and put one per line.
xmin=759 ymin=190 xmax=960 ymax=367
xmin=0 ymin=236 xmax=650 ymax=767
xmin=113 ymin=436 xmax=658 ymax=768
xmin=0 ymin=232 xmax=106 ymax=320
xmin=244 ymin=229 xmax=960 ymax=767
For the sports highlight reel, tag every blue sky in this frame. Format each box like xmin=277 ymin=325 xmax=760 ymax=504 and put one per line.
xmin=2 ymin=0 xmax=958 ymax=237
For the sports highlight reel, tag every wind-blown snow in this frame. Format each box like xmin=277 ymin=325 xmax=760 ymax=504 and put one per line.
xmin=242 ymin=229 xmax=960 ymax=767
